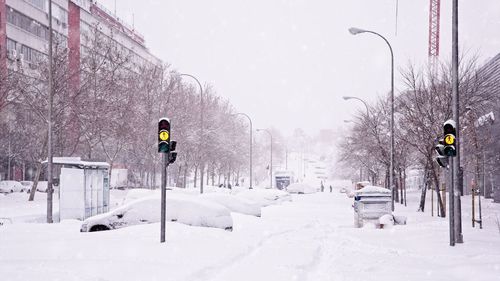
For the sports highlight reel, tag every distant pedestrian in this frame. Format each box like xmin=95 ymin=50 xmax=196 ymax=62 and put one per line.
xmin=321 ymin=181 xmax=324 ymax=192
xmin=329 ymin=185 xmax=333 ymax=193
xmin=228 ymin=183 xmax=232 ymax=190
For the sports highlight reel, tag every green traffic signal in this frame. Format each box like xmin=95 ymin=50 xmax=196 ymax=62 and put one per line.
xmin=159 ymin=141 xmax=169 ymax=153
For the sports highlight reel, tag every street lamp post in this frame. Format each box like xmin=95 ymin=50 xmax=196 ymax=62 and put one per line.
xmin=47 ymin=0 xmax=54 ymax=223
xmin=257 ymin=129 xmax=273 ymax=188
xmin=179 ymin=73 xmax=204 ymax=194
xmin=342 ymin=96 xmax=370 ymax=117
xmin=233 ymin=112 xmax=253 ymax=189
xmin=349 ymin=27 xmax=395 ymax=211
xmin=343 ymin=96 xmax=370 ymax=184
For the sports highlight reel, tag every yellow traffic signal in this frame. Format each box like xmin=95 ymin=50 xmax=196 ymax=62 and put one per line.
xmin=158 ymin=118 xmax=170 ymax=153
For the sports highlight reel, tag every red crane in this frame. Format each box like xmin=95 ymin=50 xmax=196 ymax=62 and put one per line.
xmin=428 ymin=0 xmax=441 ymax=69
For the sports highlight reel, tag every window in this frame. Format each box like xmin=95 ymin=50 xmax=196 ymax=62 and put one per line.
xmin=24 ymin=0 xmax=46 ymax=11
xmin=6 ymin=38 xmax=17 ymax=52
xmin=6 ymin=6 xmax=49 ymax=40
xmin=52 ymin=4 xmax=68 ymax=25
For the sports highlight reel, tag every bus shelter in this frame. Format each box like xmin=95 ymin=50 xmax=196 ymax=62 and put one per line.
xmin=46 ymin=157 xmax=110 ymax=220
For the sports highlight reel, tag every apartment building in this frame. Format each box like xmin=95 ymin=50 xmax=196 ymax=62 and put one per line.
xmin=0 ymin=0 xmax=161 ymax=78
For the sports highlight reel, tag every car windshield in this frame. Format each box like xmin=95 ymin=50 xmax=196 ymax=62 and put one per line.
xmin=1 ymin=1 xmax=499 ymax=280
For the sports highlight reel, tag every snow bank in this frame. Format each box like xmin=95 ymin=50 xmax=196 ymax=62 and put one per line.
xmin=201 ymin=193 xmax=261 ymax=217
xmin=379 ymin=214 xmax=394 ymax=228
xmin=286 ymin=182 xmax=317 ymax=194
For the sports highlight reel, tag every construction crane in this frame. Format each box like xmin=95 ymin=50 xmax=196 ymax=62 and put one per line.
xmin=428 ymin=0 xmax=441 ymax=70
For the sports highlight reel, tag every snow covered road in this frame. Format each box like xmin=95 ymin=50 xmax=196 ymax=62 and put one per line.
xmin=1 ymin=190 xmax=499 ymax=281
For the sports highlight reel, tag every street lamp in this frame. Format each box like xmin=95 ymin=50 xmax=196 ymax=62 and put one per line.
xmin=349 ymin=26 xmax=395 ymax=211
xmin=257 ymin=128 xmax=273 ymax=188
xmin=232 ymin=112 xmax=253 ymax=189
xmin=343 ymin=119 xmax=361 ymax=126
xmin=342 ymin=96 xmax=370 ymax=117
xmin=179 ymin=73 xmax=204 ymax=194
xmin=47 ymin=0 xmax=54 ymax=223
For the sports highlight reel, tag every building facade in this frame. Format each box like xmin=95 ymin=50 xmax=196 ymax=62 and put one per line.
xmin=0 ymin=0 xmax=161 ymax=181
xmin=470 ymin=53 xmax=500 ymax=203
xmin=0 ymin=0 xmax=160 ymax=76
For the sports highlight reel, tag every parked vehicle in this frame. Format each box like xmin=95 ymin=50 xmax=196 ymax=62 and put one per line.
xmin=0 ymin=181 xmax=27 ymax=193
xmin=80 ymin=194 xmax=233 ymax=232
xmin=201 ymin=193 xmax=262 ymax=217
xmin=286 ymin=182 xmax=316 ymax=194
xmin=20 ymin=181 xmax=34 ymax=191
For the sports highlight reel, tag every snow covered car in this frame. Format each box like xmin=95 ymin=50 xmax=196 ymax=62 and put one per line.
xmin=353 ymin=186 xmax=392 ymax=228
xmin=20 ymin=181 xmax=33 ymax=191
xmin=201 ymin=193 xmax=262 ymax=217
xmin=286 ymin=183 xmax=317 ymax=194
xmin=80 ymin=194 xmax=233 ymax=232
xmin=0 ymin=181 xmax=27 ymax=193
xmin=236 ymin=188 xmax=292 ymax=207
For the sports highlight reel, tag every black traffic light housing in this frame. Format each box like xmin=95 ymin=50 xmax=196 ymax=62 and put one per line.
xmin=168 ymin=141 xmax=177 ymax=164
xmin=435 ymin=139 xmax=449 ymax=168
xmin=443 ymin=119 xmax=457 ymax=157
xmin=158 ymin=118 xmax=170 ymax=153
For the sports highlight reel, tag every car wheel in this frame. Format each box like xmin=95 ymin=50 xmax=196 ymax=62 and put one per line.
xmin=89 ymin=225 xmax=110 ymax=232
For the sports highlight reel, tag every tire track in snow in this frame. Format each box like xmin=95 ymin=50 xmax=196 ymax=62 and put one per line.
xmin=185 ymin=222 xmax=317 ymax=281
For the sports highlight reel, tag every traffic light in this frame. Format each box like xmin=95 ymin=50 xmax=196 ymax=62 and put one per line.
xmin=168 ymin=141 xmax=177 ymax=164
xmin=443 ymin=119 xmax=457 ymax=157
xmin=435 ymin=138 xmax=449 ymax=168
xmin=158 ymin=118 xmax=170 ymax=153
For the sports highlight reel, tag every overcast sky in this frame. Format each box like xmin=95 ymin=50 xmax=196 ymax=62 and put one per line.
xmin=100 ymin=0 xmax=500 ymax=135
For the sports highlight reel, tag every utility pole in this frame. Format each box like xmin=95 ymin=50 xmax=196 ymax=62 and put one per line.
xmin=47 ymin=0 xmax=54 ymax=224
xmin=451 ymin=0 xmax=463 ymax=244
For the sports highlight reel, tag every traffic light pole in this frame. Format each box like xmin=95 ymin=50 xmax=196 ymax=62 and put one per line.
xmin=160 ymin=152 xmax=167 ymax=243
xmin=449 ymin=158 xmax=455 ymax=246
xmin=451 ymin=0 xmax=463 ymax=244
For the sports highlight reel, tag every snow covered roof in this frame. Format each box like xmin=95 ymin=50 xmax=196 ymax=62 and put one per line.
xmin=42 ymin=157 xmax=110 ymax=169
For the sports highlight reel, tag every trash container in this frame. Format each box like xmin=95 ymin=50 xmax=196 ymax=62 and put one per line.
xmin=353 ymin=185 xmax=392 ymax=228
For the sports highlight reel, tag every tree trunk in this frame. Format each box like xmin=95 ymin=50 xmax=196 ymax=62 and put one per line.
xmin=152 ymin=163 xmax=157 ymax=189
xmin=394 ymin=168 xmax=400 ymax=203
xmin=431 ymin=163 xmax=446 ymax=217
xmin=183 ymin=164 xmax=188 ymax=188
xmin=28 ymin=162 xmax=43 ymax=201
xmin=403 ymin=169 xmax=407 ymax=206
xmin=211 ymin=166 xmax=215 ymax=186
xmin=400 ymin=169 xmax=404 ymax=204
xmin=193 ymin=165 xmax=198 ymax=188
xmin=206 ymin=166 xmax=210 ymax=186
xmin=175 ymin=165 xmax=182 ymax=187
xmin=418 ymin=166 xmax=428 ymax=212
